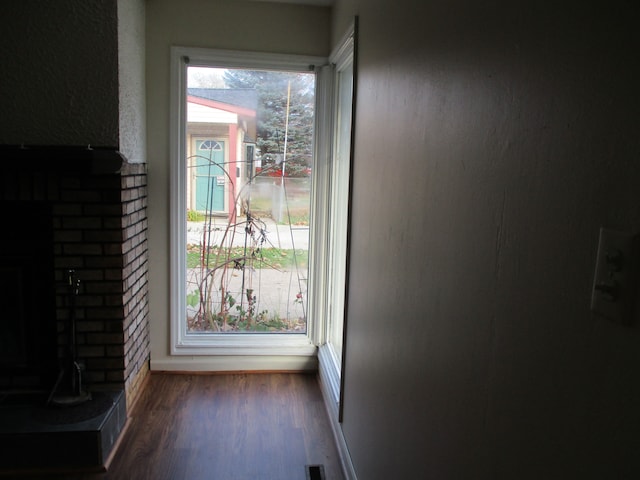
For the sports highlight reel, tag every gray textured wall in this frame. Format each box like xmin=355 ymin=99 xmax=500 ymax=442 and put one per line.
xmin=332 ymin=0 xmax=640 ymax=478
xmin=118 ymin=0 xmax=146 ymax=163
xmin=0 ymin=0 xmax=119 ymax=147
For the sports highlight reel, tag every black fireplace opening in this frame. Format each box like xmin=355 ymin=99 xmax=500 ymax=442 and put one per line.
xmin=0 ymin=201 xmax=58 ymax=392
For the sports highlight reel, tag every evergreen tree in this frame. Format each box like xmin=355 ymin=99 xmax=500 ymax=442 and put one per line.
xmin=223 ymin=69 xmax=315 ymax=177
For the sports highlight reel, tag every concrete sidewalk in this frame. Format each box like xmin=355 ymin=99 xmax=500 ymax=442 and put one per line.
xmin=187 ymin=216 xmax=309 ymax=250
xmin=186 ymin=265 xmax=308 ymax=330
xmin=186 ymin=216 xmax=310 ymax=326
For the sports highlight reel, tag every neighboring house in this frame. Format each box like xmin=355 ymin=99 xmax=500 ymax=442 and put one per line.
xmin=187 ymin=88 xmax=258 ymax=222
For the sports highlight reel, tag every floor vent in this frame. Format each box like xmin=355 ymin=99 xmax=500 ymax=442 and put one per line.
xmin=306 ymin=464 xmax=326 ymax=480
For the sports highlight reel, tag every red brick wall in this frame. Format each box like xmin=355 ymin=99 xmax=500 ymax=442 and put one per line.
xmin=121 ymin=163 xmax=149 ymax=405
xmin=0 ymin=148 xmax=149 ymax=406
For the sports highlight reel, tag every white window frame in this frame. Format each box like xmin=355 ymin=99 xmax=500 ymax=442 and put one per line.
xmin=315 ymin=24 xmax=356 ymax=412
xmin=169 ymin=46 xmax=327 ymax=356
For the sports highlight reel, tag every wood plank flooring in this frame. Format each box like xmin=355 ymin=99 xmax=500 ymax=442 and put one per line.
xmin=10 ymin=373 xmax=344 ymax=480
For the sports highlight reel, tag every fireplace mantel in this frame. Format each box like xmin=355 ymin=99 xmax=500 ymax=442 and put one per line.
xmin=0 ymin=145 xmax=125 ymax=174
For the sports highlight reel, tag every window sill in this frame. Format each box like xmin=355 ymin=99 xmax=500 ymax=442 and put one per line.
xmin=171 ymin=332 xmax=317 ymax=356
xmin=151 ymin=353 xmax=318 ymax=372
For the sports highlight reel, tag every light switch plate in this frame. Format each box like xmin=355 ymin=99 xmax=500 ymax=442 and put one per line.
xmin=590 ymin=227 xmax=638 ymax=324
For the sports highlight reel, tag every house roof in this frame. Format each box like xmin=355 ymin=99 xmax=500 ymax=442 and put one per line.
xmin=187 ymin=88 xmax=258 ymax=112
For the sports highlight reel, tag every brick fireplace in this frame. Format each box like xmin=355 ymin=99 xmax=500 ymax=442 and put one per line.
xmin=0 ymin=146 xmax=150 ymax=409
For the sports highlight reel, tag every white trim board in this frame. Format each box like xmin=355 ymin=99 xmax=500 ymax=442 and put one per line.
xmin=151 ymin=354 xmax=318 ymax=372
xmin=318 ymin=366 xmax=358 ymax=480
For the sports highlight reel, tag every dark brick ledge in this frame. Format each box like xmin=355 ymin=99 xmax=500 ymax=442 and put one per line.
xmin=0 ymin=145 xmax=125 ymax=174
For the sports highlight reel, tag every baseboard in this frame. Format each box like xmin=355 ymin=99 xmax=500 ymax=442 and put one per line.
xmin=102 ymin=417 xmax=131 ymax=471
xmin=150 ymin=354 xmax=318 ymax=372
xmin=317 ymin=363 xmax=357 ymax=480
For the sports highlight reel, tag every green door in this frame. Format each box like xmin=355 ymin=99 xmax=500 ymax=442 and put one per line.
xmin=195 ymin=140 xmax=225 ymax=212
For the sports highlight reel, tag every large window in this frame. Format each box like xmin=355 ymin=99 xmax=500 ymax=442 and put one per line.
xmin=185 ymin=67 xmax=314 ymax=335
xmin=170 ymin=48 xmax=326 ymax=355
xmin=170 ymin=44 xmax=355 ymax=369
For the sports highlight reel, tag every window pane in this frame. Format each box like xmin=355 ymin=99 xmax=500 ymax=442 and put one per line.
xmin=328 ymin=62 xmax=354 ymax=360
xmin=185 ymin=66 xmax=314 ymax=334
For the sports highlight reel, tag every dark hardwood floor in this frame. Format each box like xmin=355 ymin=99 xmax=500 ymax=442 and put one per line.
xmin=7 ymin=373 xmax=344 ymax=480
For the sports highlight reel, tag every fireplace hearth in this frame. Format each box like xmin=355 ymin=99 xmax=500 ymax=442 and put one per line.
xmin=0 ymin=390 xmax=127 ymax=472
xmin=0 ymin=145 xmax=149 ymax=472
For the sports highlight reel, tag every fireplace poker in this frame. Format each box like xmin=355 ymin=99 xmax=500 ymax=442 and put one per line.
xmin=46 ymin=270 xmax=91 ymax=407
